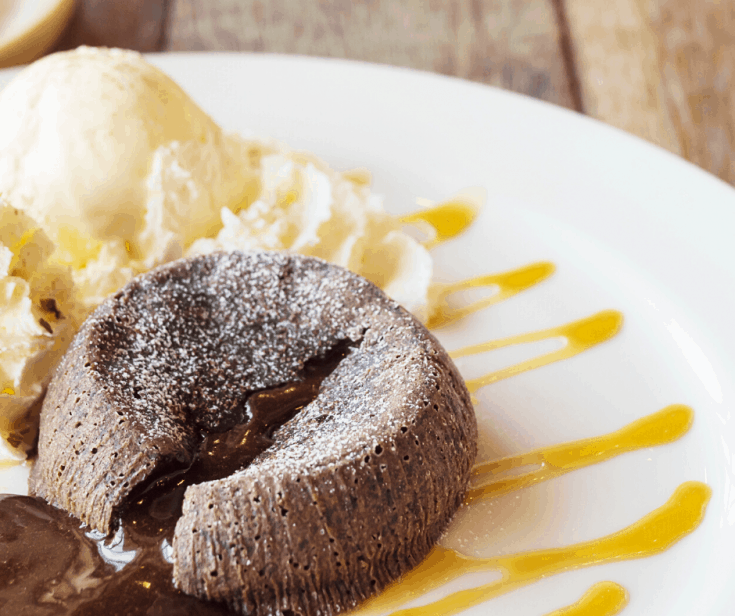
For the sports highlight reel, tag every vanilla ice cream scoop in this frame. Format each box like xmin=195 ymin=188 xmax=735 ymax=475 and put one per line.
xmin=0 ymin=46 xmax=223 ymax=249
xmin=0 ymin=48 xmax=437 ymax=451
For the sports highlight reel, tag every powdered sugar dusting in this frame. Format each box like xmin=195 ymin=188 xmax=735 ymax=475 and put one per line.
xmin=86 ymin=252 xmax=386 ymax=439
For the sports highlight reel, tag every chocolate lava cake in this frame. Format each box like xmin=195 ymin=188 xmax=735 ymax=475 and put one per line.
xmin=30 ymin=251 xmax=477 ymax=616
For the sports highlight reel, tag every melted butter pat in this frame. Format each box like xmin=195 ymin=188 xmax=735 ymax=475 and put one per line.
xmin=545 ymin=582 xmax=628 ymax=616
xmin=401 ymin=198 xmax=480 ymax=250
xmin=427 ymin=262 xmax=555 ymax=330
xmin=468 ymin=404 xmax=694 ymax=503
xmin=0 ymin=459 xmax=21 ymax=469
xmin=355 ymin=482 xmax=710 ymax=615
xmin=452 ymin=310 xmax=623 ymax=393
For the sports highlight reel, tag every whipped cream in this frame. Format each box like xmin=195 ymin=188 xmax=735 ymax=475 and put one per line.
xmin=0 ymin=200 xmax=78 ymax=447
xmin=0 ymin=47 xmax=432 ymax=449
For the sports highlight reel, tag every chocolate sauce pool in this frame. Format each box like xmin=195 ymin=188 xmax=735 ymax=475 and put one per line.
xmin=0 ymin=352 xmax=345 ymax=615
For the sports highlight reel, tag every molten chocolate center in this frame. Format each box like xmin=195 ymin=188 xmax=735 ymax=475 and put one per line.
xmin=0 ymin=350 xmax=345 ymax=615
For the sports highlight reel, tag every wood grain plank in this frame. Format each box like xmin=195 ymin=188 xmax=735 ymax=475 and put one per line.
xmin=53 ymin=0 xmax=169 ymax=52
xmin=566 ymin=0 xmax=735 ymax=184
xmin=165 ymin=0 xmax=576 ymax=108
xmin=648 ymin=0 xmax=735 ymax=183
xmin=564 ymin=0 xmax=682 ymax=154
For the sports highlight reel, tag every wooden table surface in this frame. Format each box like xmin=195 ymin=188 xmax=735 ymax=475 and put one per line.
xmin=48 ymin=0 xmax=735 ymax=186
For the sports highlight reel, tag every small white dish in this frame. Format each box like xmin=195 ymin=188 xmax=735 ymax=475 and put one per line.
xmin=0 ymin=0 xmax=75 ymax=69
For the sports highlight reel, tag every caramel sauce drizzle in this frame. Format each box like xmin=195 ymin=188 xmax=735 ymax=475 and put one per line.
xmin=468 ymin=404 xmax=694 ymax=503
xmin=401 ymin=199 xmax=480 ymax=250
xmin=353 ymin=205 xmax=706 ymax=615
xmin=545 ymin=582 xmax=628 ymax=616
xmin=356 ymin=482 xmax=710 ymax=616
xmin=427 ymin=262 xmax=555 ymax=330
xmin=451 ymin=310 xmax=623 ymax=394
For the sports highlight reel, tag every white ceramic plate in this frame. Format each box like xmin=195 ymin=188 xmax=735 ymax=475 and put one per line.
xmin=1 ymin=54 xmax=734 ymax=615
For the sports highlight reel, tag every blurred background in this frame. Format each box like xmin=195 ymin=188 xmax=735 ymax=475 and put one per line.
xmin=1 ymin=0 xmax=733 ymax=186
